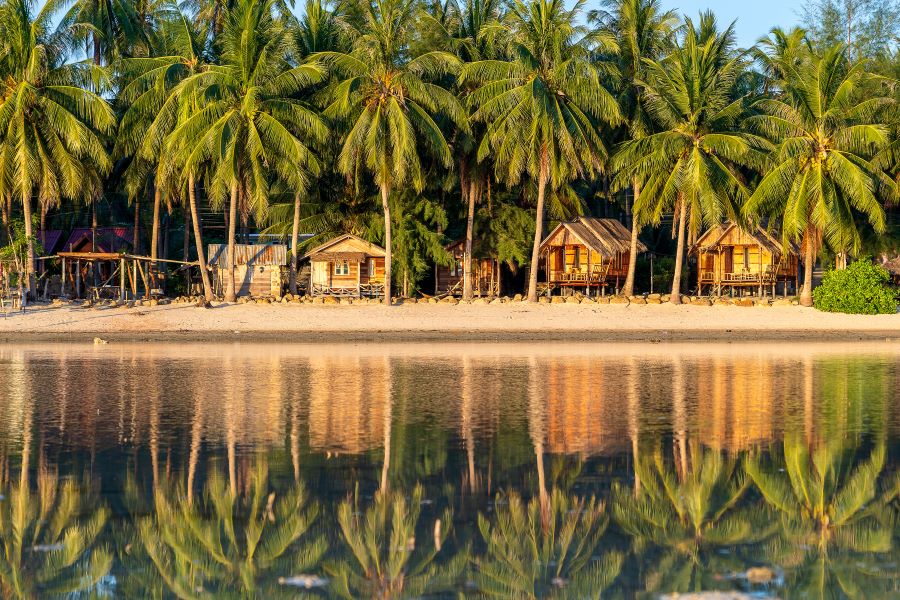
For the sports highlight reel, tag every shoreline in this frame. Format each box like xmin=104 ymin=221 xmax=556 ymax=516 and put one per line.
xmin=1 ymin=301 xmax=899 ymax=343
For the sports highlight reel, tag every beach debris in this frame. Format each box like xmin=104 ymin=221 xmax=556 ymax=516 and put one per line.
xmin=93 ymin=337 xmax=109 ymax=345
xmin=278 ymin=575 xmax=329 ymax=589
xmin=32 ymin=543 xmax=65 ymax=552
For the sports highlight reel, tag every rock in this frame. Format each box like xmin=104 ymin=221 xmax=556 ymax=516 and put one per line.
xmin=772 ymin=298 xmax=792 ymax=307
xmin=149 ymin=299 xmax=159 ymax=307
xmin=660 ymin=295 xmax=670 ymax=303
xmin=323 ymin=296 xmax=339 ymax=304
xmin=551 ymin=296 xmax=566 ymax=304
xmin=646 ymin=297 xmax=663 ymax=305
xmin=513 ymin=294 xmax=523 ymax=302
xmin=647 ymin=293 xmax=662 ymax=300
xmin=692 ymin=298 xmax=711 ymax=306
xmin=609 ymin=296 xmax=629 ymax=305
xmin=538 ymin=297 xmax=551 ymax=304
xmin=791 ymin=300 xmax=800 ymax=305
xmin=735 ymin=298 xmax=754 ymax=307
xmin=473 ymin=297 xmax=490 ymax=305
xmin=594 ymin=296 xmax=610 ymax=304
xmin=631 ymin=297 xmax=647 ymax=304
xmin=196 ymin=297 xmax=212 ymax=309
xmin=339 ymin=297 xmax=354 ymax=305
xmin=441 ymin=296 xmax=459 ymax=304
xmin=281 ymin=296 xmax=289 ymax=303
xmin=126 ymin=301 xmax=135 ymax=309
xmin=564 ymin=296 xmax=580 ymax=304
xmin=715 ymin=298 xmax=733 ymax=306
xmin=490 ymin=298 xmax=504 ymax=305
xmin=581 ymin=297 xmax=595 ymax=304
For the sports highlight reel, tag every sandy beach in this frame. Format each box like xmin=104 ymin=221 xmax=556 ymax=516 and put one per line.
xmin=1 ymin=300 xmax=898 ymax=341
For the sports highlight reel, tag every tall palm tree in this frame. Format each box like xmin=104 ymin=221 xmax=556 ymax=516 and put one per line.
xmin=597 ymin=0 xmax=677 ymax=297
xmin=171 ymin=0 xmax=327 ymax=302
xmin=0 ymin=0 xmax=115 ymax=295
xmin=313 ymin=0 xmax=466 ymax=305
xmin=742 ymin=45 xmax=894 ymax=306
xmin=117 ymin=10 xmax=216 ymax=300
xmin=463 ymin=0 xmax=621 ymax=302
xmin=611 ymin=16 xmax=764 ymax=304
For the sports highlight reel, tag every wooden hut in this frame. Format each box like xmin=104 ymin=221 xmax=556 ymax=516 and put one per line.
xmin=207 ymin=243 xmax=287 ymax=298
xmin=434 ymin=239 xmax=500 ymax=296
xmin=692 ymin=222 xmax=799 ymax=297
xmin=539 ymin=217 xmax=644 ymax=295
xmin=302 ymin=234 xmax=386 ymax=298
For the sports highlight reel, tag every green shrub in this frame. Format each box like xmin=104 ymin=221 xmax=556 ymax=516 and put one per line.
xmin=813 ymin=259 xmax=898 ymax=315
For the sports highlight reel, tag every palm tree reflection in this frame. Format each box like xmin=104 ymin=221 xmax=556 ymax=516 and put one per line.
xmin=131 ymin=461 xmax=326 ymax=598
xmin=475 ymin=489 xmax=623 ymax=598
xmin=746 ymin=435 xmax=899 ymax=598
xmin=0 ymin=470 xmax=111 ymax=599
xmin=613 ymin=441 xmax=772 ymax=594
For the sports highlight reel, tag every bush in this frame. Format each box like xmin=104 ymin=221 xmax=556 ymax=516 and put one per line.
xmin=813 ymin=259 xmax=898 ymax=315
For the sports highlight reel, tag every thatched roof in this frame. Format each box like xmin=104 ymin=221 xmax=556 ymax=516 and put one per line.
xmin=207 ymin=244 xmax=288 ymax=268
xmin=693 ymin=222 xmax=798 ymax=256
xmin=301 ymin=234 xmax=386 ymax=261
xmin=540 ymin=217 xmax=646 ymax=258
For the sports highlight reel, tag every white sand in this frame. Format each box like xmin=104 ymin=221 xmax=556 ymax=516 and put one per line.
xmin=1 ymin=301 xmax=898 ymax=341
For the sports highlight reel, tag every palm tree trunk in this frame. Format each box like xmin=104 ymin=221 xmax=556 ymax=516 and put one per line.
xmin=462 ymin=168 xmax=475 ymax=301
xmin=622 ymin=179 xmax=641 ymax=296
xmin=224 ymin=183 xmax=238 ymax=303
xmin=670 ymin=195 xmax=687 ymax=305
xmin=39 ymin=204 xmax=46 ymax=277
xmin=189 ymin=177 xmax=214 ymax=301
xmin=801 ymin=227 xmax=815 ymax=307
xmin=150 ymin=186 xmax=161 ymax=289
xmin=22 ymin=187 xmax=35 ymax=295
xmin=527 ymin=152 xmax=549 ymax=303
xmin=381 ymin=184 xmax=392 ymax=306
xmin=290 ymin=193 xmax=301 ymax=296
xmin=133 ymin=194 xmax=141 ymax=255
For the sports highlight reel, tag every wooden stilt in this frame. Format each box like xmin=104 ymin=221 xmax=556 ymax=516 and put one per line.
xmin=60 ymin=257 xmax=67 ymax=297
xmin=75 ymin=260 xmax=82 ymax=299
xmin=120 ymin=258 xmax=126 ymax=301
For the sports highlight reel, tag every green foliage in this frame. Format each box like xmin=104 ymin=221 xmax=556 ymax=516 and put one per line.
xmin=812 ymin=259 xmax=898 ymax=314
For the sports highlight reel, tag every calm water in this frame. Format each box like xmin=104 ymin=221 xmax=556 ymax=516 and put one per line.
xmin=0 ymin=342 xmax=898 ymax=599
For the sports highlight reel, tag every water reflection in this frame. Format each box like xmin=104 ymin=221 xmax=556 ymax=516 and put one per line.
xmin=0 ymin=342 xmax=897 ymax=598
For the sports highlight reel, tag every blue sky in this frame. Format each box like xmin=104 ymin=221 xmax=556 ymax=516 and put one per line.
xmin=658 ymin=0 xmax=806 ymax=47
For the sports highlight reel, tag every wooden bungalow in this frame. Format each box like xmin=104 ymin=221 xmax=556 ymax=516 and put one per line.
xmin=208 ymin=243 xmax=287 ymax=298
xmin=539 ymin=217 xmax=645 ymax=295
xmin=302 ymin=234 xmax=386 ymax=298
xmin=434 ymin=239 xmax=500 ymax=297
xmin=692 ymin=222 xmax=799 ymax=297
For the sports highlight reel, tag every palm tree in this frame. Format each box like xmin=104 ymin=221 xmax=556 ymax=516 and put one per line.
xmin=117 ymin=10 xmax=215 ymax=300
xmin=742 ymin=45 xmax=894 ymax=306
xmin=611 ymin=15 xmax=764 ymax=304
xmin=313 ymin=0 xmax=466 ymax=305
xmin=596 ymin=0 xmax=677 ymax=297
xmin=475 ymin=489 xmax=623 ymax=598
xmin=463 ymin=0 xmax=621 ymax=302
xmin=325 ymin=485 xmax=466 ymax=598
xmin=0 ymin=0 xmax=115 ymax=296
xmin=170 ymin=0 xmax=327 ymax=302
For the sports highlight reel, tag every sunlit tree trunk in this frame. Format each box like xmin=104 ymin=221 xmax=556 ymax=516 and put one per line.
xmin=527 ymin=150 xmax=549 ymax=303
xmin=225 ymin=183 xmax=238 ymax=303
xmin=150 ymin=186 xmax=161 ymax=288
xmin=133 ymin=193 xmax=141 ymax=255
xmin=670 ymin=195 xmax=687 ymax=304
xmin=462 ymin=163 xmax=476 ymax=301
xmin=380 ymin=357 xmax=393 ymax=493
xmin=380 ymin=184 xmax=392 ymax=306
xmin=800 ymin=226 xmax=815 ymax=307
xmin=22 ymin=187 xmax=35 ymax=295
xmin=622 ymin=179 xmax=641 ymax=297
xmin=188 ymin=177 xmax=214 ymax=301
xmin=290 ymin=193 xmax=301 ymax=296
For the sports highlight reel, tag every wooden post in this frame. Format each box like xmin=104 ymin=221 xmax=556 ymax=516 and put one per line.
xmin=586 ymin=250 xmax=591 ymax=297
xmin=61 ymin=257 xmax=67 ymax=297
xmin=120 ymin=258 xmax=126 ymax=301
xmin=132 ymin=259 xmax=138 ymax=297
xmin=758 ymin=244 xmax=763 ymax=297
xmin=356 ymin=260 xmax=361 ymax=298
xmin=75 ymin=260 xmax=82 ymax=299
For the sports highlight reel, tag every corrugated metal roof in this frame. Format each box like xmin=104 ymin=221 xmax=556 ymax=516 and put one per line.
xmin=541 ymin=217 xmax=647 ymax=258
xmin=207 ymin=244 xmax=288 ymax=267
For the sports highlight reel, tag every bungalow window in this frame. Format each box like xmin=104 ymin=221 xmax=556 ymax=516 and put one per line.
xmin=573 ymin=247 xmax=581 ymax=269
xmin=743 ymin=249 xmax=750 ymax=270
xmin=334 ymin=260 xmax=350 ymax=276
xmin=369 ymin=259 xmax=376 ymax=277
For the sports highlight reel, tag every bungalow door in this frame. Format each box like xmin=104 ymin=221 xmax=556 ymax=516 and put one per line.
xmin=724 ymin=249 xmax=734 ymax=275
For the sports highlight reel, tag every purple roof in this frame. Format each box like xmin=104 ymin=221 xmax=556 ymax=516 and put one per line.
xmin=62 ymin=227 xmax=133 ymax=254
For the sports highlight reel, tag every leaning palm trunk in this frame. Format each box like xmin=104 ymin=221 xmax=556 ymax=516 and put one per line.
xmin=801 ymin=225 xmax=815 ymax=307
xmin=622 ymin=179 xmax=642 ymax=296
xmin=289 ymin=193 xmax=301 ymax=296
xmin=188 ymin=177 xmax=214 ymax=301
xmin=670 ymin=195 xmax=687 ymax=305
xmin=21 ymin=188 xmax=35 ymax=295
xmin=527 ymin=155 xmax=549 ymax=303
xmin=462 ymin=178 xmax=476 ymax=301
xmin=381 ymin=184 xmax=392 ymax=306
xmin=224 ymin=184 xmax=238 ymax=303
